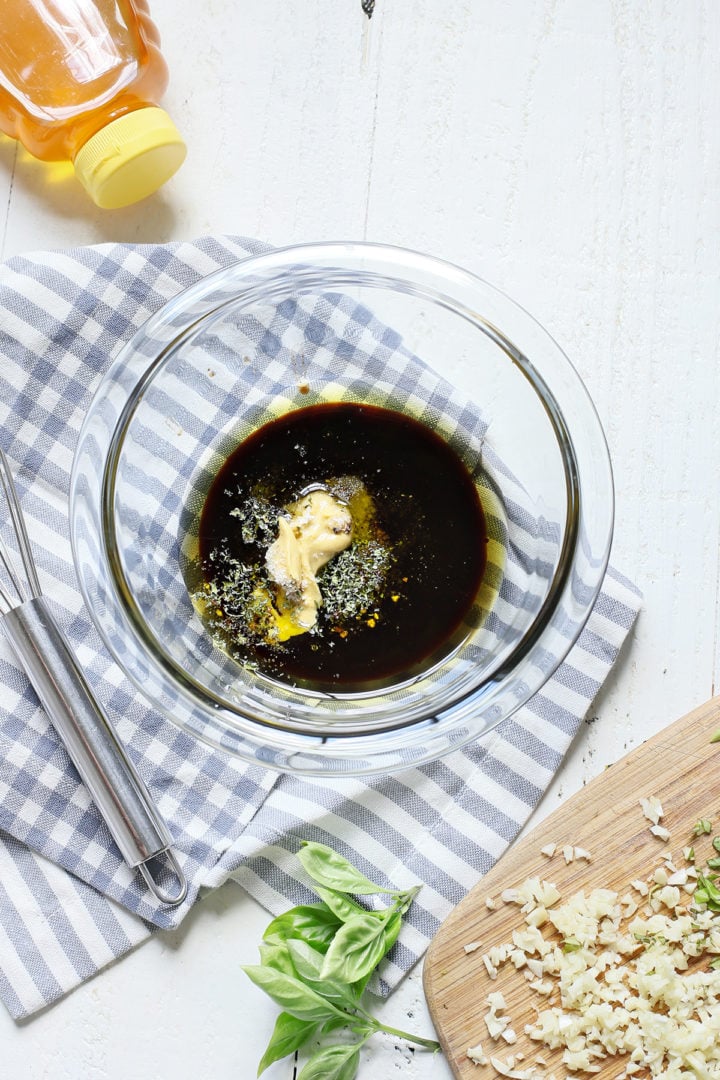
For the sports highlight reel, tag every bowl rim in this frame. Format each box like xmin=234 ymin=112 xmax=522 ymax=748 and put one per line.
xmin=70 ymin=240 xmax=615 ymax=773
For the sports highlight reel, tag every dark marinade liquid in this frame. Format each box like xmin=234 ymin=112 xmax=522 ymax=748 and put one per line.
xmin=197 ymin=402 xmax=488 ymax=692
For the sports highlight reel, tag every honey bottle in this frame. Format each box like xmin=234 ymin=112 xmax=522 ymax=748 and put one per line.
xmin=0 ymin=0 xmax=186 ymax=208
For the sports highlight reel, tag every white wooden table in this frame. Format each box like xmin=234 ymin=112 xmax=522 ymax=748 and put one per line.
xmin=1 ymin=2 xmax=718 ymax=1076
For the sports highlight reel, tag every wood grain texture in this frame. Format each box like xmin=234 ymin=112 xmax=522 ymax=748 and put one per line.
xmin=424 ymin=695 xmax=720 ymax=1079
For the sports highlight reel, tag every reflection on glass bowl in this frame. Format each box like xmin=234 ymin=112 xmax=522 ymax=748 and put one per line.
xmin=70 ymin=242 xmax=614 ymax=775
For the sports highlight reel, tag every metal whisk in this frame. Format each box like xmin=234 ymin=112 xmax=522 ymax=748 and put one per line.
xmin=0 ymin=448 xmax=187 ymax=906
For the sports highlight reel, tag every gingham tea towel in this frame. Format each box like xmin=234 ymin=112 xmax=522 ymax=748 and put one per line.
xmin=0 ymin=236 xmax=641 ymax=1019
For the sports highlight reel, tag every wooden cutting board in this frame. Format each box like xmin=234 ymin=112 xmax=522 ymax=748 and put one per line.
xmin=423 ymin=696 xmax=720 ymax=1078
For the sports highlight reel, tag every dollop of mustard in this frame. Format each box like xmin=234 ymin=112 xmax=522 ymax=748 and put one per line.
xmin=265 ymin=489 xmax=353 ymax=637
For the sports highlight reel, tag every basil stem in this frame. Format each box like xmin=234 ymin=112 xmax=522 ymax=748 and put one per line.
xmin=352 ymin=1007 xmax=442 ymax=1051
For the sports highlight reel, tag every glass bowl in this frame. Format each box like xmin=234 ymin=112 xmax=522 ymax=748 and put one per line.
xmin=70 ymin=242 xmax=614 ymax=775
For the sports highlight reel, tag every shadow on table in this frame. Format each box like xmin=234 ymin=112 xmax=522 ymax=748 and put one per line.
xmin=0 ymin=134 xmax=179 ymax=246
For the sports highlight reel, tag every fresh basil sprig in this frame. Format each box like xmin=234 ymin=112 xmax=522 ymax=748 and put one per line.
xmin=243 ymin=840 xmax=440 ymax=1078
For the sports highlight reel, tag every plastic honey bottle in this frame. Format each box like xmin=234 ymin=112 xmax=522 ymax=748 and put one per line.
xmin=0 ymin=0 xmax=186 ymax=209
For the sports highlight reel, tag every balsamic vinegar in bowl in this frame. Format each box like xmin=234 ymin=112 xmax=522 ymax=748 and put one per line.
xmin=194 ymin=402 xmax=489 ymax=693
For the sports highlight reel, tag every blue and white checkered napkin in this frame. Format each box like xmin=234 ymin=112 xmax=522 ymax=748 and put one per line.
xmin=0 ymin=236 xmax=641 ymax=1020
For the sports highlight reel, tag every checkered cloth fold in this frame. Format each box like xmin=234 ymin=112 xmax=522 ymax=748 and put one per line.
xmin=0 ymin=236 xmax=641 ymax=1019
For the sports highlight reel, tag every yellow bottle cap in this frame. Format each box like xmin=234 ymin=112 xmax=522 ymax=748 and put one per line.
xmin=73 ymin=106 xmax=186 ymax=209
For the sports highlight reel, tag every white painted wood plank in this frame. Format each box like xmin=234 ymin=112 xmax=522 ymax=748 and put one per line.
xmin=0 ymin=1 xmax=717 ymax=1077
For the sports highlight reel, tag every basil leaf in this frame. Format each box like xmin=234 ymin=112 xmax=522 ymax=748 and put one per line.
xmin=299 ymin=842 xmax=395 ymax=896
xmin=313 ymin=886 xmax=374 ymax=923
xmin=297 ymin=1043 xmax=362 ymax=1080
xmin=257 ymin=1011 xmax=321 ymax=1076
xmin=242 ymin=965 xmax=348 ymax=1023
xmin=341 ymin=911 xmax=403 ymax=995
xmin=262 ymin=904 xmax=342 ymax=953
xmin=285 ymin=938 xmax=363 ymax=1006
xmin=320 ymin=914 xmax=389 ymax=984
xmin=285 ymin=937 xmax=326 ymax=980
xmin=258 ymin=943 xmax=296 ymax=976
xmin=382 ymin=910 xmax=403 ymax=955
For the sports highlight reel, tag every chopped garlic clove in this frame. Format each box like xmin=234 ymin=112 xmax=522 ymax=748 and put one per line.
xmin=485 ymin=1012 xmax=509 ymax=1039
xmin=639 ymin=795 xmax=664 ymax=824
xmin=525 ymin=906 xmax=548 ymax=928
xmin=467 ymin=1042 xmax=487 ymax=1065
xmin=487 ymin=991 xmax=507 ymax=1011
xmin=490 ymin=1056 xmax=540 ymax=1080
xmin=481 ymin=953 xmax=498 ymax=979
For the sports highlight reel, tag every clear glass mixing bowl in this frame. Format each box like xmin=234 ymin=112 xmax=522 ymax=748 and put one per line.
xmin=70 ymin=242 xmax=614 ymax=774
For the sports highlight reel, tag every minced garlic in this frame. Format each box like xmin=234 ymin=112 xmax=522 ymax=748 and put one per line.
xmin=466 ymin=832 xmax=720 ymax=1078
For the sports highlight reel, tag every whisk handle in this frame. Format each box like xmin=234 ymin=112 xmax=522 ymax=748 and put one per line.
xmin=2 ymin=596 xmax=187 ymax=905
